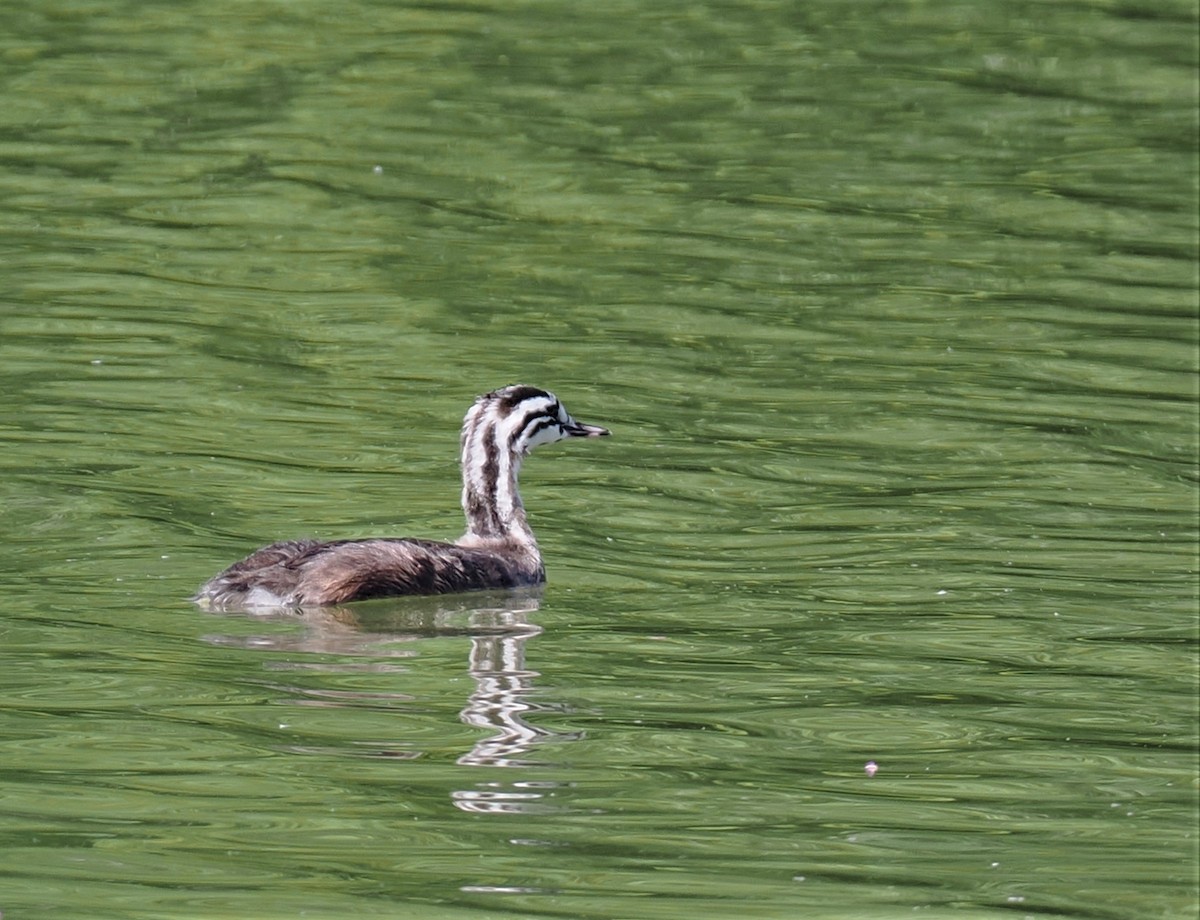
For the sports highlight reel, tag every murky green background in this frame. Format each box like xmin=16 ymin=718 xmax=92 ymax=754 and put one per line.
xmin=1 ymin=1 xmax=1197 ymax=918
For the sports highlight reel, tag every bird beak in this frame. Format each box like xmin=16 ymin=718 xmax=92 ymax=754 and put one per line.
xmin=565 ymin=421 xmax=610 ymax=438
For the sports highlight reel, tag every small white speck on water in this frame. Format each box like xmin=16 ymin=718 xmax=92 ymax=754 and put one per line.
xmin=372 ymin=164 xmax=384 ymax=175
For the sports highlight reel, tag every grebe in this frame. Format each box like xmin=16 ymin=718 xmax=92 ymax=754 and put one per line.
xmin=194 ymin=385 xmax=608 ymax=609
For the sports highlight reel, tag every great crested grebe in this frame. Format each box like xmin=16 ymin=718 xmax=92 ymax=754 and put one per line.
xmin=194 ymin=385 xmax=608 ymax=609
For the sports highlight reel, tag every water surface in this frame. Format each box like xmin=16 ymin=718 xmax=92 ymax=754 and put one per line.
xmin=1 ymin=1 xmax=1196 ymax=918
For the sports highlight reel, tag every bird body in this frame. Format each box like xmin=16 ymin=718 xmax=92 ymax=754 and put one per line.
xmin=194 ymin=385 xmax=607 ymax=609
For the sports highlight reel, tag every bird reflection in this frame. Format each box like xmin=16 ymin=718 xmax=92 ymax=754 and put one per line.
xmin=198 ymin=588 xmax=577 ymax=812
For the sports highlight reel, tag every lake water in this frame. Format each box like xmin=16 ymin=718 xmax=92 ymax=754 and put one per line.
xmin=1 ymin=1 xmax=1197 ymax=918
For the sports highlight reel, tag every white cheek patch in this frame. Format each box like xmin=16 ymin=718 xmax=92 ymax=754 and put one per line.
xmin=523 ymin=423 xmax=565 ymax=451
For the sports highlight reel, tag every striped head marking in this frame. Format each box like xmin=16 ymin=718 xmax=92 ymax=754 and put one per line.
xmin=468 ymin=385 xmax=609 ymax=457
xmin=459 ymin=385 xmax=609 ymax=540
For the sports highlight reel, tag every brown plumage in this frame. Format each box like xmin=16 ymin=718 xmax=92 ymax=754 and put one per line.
xmin=194 ymin=386 xmax=608 ymax=609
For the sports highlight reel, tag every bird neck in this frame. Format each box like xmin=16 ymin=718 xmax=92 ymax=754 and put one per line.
xmin=458 ymin=429 xmax=538 ymax=550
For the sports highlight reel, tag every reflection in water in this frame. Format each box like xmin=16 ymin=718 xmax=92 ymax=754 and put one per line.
xmin=459 ymin=610 xmax=561 ymax=767
xmin=199 ymin=589 xmax=578 ymax=813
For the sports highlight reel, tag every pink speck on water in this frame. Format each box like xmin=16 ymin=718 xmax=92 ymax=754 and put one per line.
xmin=864 ymin=761 xmax=878 ymax=777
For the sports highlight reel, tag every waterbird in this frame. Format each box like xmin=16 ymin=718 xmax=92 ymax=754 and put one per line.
xmin=194 ymin=385 xmax=608 ymax=608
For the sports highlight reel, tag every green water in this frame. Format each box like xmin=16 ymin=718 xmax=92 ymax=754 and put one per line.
xmin=1 ymin=1 xmax=1197 ymax=918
